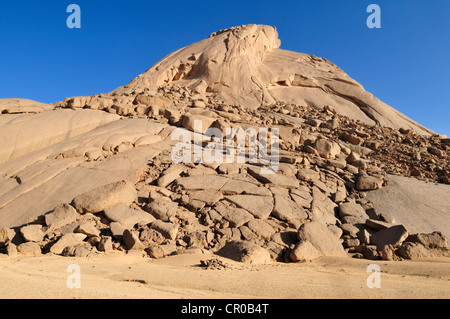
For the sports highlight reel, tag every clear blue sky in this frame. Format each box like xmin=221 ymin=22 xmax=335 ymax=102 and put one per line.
xmin=0 ymin=0 xmax=449 ymax=135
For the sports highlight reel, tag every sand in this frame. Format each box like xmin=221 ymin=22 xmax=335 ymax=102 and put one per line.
xmin=0 ymin=252 xmax=448 ymax=299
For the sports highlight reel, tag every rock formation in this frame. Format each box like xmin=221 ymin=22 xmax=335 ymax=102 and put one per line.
xmin=0 ymin=24 xmax=448 ymax=263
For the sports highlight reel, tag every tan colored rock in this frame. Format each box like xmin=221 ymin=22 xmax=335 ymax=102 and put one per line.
xmin=296 ymin=221 xmax=347 ymax=259
xmin=104 ymin=204 xmax=155 ymax=229
xmin=17 ymin=242 xmax=42 ymax=256
xmin=45 ymin=203 xmax=79 ymax=230
xmin=396 ymin=242 xmax=432 ymax=260
xmin=225 ymin=194 xmax=273 ymax=219
xmin=20 ymin=224 xmax=45 ymax=242
xmin=150 ymin=220 xmax=179 ymax=240
xmin=356 ymin=175 xmax=383 ymax=191
xmin=145 ymin=198 xmax=179 ymax=221
xmin=214 ymin=202 xmax=254 ymax=228
xmin=217 ymin=240 xmax=272 ymax=264
xmin=157 ymin=164 xmax=187 ymax=187
xmin=181 ymin=114 xmax=216 ymax=134
xmin=123 ymin=229 xmax=145 ymax=250
xmin=290 ymin=241 xmax=322 ymax=262
xmin=50 ymin=233 xmax=87 ymax=255
xmin=370 ymin=225 xmax=409 ymax=250
xmin=74 ymin=222 xmax=100 ymax=238
xmin=314 ymin=138 xmax=341 ymax=159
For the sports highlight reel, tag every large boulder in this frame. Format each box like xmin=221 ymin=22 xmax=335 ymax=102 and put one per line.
xmin=44 ymin=203 xmax=79 ymax=230
xmin=71 ymin=180 xmax=137 ymax=214
xmin=370 ymin=225 xmax=409 ymax=250
xmin=217 ymin=240 xmax=272 ymax=264
xmin=20 ymin=224 xmax=45 ymax=242
xmin=292 ymin=221 xmax=347 ymax=261
xmin=50 ymin=233 xmax=87 ymax=255
xmin=314 ymin=138 xmax=341 ymax=159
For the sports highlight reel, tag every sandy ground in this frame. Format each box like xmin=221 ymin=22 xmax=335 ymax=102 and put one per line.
xmin=0 ymin=252 xmax=449 ymax=299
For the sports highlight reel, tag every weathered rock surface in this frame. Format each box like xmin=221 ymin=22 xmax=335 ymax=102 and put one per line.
xmin=72 ymin=180 xmax=137 ymax=214
xmin=217 ymin=240 xmax=272 ymax=264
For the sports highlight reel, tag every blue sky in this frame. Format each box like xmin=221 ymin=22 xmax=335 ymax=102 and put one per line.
xmin=0 ymin=0 xmax=449 ymax=135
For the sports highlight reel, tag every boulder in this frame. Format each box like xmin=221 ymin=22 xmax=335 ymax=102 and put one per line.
xmin=176 ymin=175 xmax=229 ymax=191
xmin=246 ymin=219 xmax=276 ymax=239
xmin=146 ymin=244 xmax=166 ymax=259
xmin=247 ymin=167 xmax=300 ymax=188
xmin=50 ymin=233 xmax=87 ymax=255
xmin=6 ymin=243 xmax=18 ymax=257
xmin=145 ymin=198 xmax=179 ymax=221
xmin=272 ymin=193 xmax=308 ymax=222
xmin=356 ymin=175 xmax=383 ymax=191
xmin=396 ymin=242 xmax=432 ymax=260
xmin=157 ymin=164 xmax=187 ymax=187
xmin=370 ymin=225 xmax=409 ymax=250
xmin=98 ymin=236 xmax=113 ymax=252
xmin=123 ymin=229 xmax=145 ymax=250
xmin=134 ymin=135 xmax=163 ymax=147
xmin=0 ymin=228 xmax=15 ymax=246
xmin=74 ymin=222 xmax=101 ymax=238
xmin=296 ymin=222 xmax=347 ymax=260
xmin=217 ymin=240 xmax=272 ymax=264
xmin=214 ymin=202 xmax=254 ymax=228
xmin=290 ymin=241 xmax=322 ymax=262
xmin=17 ymin=242 xmax=42 ymax=257
xmin=45 ymin=203 xmax=79 ymax=230
xmin=150 ymin=220 xmax=179 ymax=240
xmin=225 ymin=194 xmax=273 ymax=219
xmin=189 ymin=190 xmax=223 ymax=206
xmin=181 ymin=114 xmax=216 ymax=133
xmin=406 ymin=232 xmax=448 ymax=249
xmin=314 ymin=138 xmax=340 ymax=159
xmin=104 ymin=204 xmax=155 ymax=229
xmin=366 ymin=219 xmax=394 ymax=230
xmin=20 ymin=224 xmax=45 ymax=242
xmin=338 ymin=202 xmax=368 ymax=224
xmin=71 ymin=180 xmax=137 ymax=214
xmin=109 ymin=222 xmax=126 ymax=240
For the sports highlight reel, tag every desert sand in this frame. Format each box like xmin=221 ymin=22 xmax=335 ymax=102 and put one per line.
xmin=1 ymin=252 xmax=449 ymax=299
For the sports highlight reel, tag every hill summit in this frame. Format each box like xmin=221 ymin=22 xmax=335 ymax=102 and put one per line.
xmin=111 ymin=24 xmax=431 ymax=134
